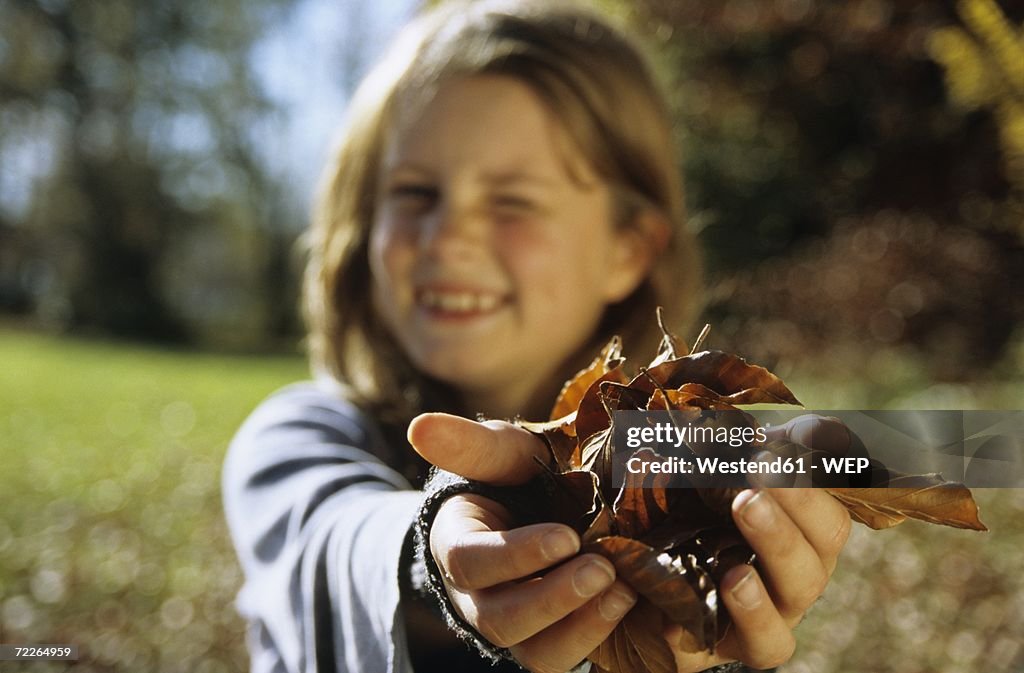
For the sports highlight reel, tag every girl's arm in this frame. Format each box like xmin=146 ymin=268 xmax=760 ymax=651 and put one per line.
xmin=222 ymin=383 xmax=435 ymax=673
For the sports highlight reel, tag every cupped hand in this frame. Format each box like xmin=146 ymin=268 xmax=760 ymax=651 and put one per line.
xmin=410 ymin=413 xmax=853 ymax=673
xmin=410 ymin=413 xmax=638 ymax=672
xmin=665 ymin=415 xmax=854 ymax=671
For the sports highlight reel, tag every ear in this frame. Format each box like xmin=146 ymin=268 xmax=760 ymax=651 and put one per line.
xmin=603 ymin=208 xmax=670 ymax=303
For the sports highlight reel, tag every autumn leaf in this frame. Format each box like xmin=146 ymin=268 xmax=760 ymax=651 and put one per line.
xmin=551 ymin=336 xmax=624 ymax=422
xmin=827 ymin=475 xmax=987 ymax=531
xmin=634 ymin=350 xmax=801 ymax=406
xmin=586 ymin=535 xmax=718 ymax=653
xmin=499 ymin=313 xmax=987 ymax=673
xmin=590 ymin=600 xmax=676 ymax=673
xmin=613 ymin=449 xmax=678 ymax=538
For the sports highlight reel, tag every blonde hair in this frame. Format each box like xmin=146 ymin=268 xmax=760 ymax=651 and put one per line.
xmin=304 ymin=0 xmax=701 ymax=423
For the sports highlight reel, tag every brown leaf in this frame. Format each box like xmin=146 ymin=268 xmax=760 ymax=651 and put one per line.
xmin=587 ymin=536 xmax=718 ymax=653
xmin=613 ymin=448 xmax=677 ymax=539
xmin=574 ymin=376 xmax=641 ymax=447
xmin=827 ymin=475 xmax=988 ymax=531
xmin=498 ymin=468 xmax=602 ymax=534
xmin=649 ymin=307 xmax=690 ymax=368
xmin=590 ymin=600 xmax=676 ymax=673
xmin=590 ymin=605 xmax=651 ymax=673
xmin=580 ymin=427 xmax=613 ymax=489
xmin=634 ymin=350 xmax=801 ymax=406
xmin=500 ymin=313 xmax=988 ymax=668
xmin=826 ymin=492 xmax=907 ymax=529
xmin=551 ymin=337 xmax=623 ymax=421
xmin=639 ymin=490 xmax=724 ymax=552
xmin=647 ymin=387 xmax=737 ymax=412
xmin=582 ymin=500 xmax=614 ymax=544
xmin=517 ymin=414 xmax=579 ymax=472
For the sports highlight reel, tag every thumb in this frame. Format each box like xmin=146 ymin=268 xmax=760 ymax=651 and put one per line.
xmin=408 ymin=412 xmax=548 ymax=485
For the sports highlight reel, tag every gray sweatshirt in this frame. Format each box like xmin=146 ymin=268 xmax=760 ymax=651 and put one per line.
xmin=223 ymin=382 xmax=423 ymax=673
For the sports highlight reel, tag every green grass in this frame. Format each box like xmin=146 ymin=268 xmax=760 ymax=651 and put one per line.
xmin=0 ymin=330 xmax=307 ymax=672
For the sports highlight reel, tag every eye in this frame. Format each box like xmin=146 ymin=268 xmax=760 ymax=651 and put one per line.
xmin=492 ymin=194 xmax=537 ymax=218
xmin=387 ymin=184 xmax=439 ymax=213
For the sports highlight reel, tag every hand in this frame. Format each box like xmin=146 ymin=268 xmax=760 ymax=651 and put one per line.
xmin=660 ymin=486 xmax=850 ymax=671
xmin=410 ymin=414 xmax=852 ymax=673
xmin=411 ymin=413 xmax=638 ymax=672
xmin=664 ymin=415 xmax=854 ymax=671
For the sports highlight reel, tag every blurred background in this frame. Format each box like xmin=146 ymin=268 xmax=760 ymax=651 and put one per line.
xmin=0 ymin=0 xmax=1021 ymax=671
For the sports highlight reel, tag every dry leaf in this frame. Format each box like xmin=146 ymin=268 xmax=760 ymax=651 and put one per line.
xmin=498 ymin=313 xmax=987 ymax=673
xmin=827 ymin=475 xmax=987 ymax=531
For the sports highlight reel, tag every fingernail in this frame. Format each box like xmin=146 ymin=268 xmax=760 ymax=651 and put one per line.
xmin=731 ymin=570 xmax=763 ymax=610
xmin=738 ymin=490 xmax=775 ymax=530
xmin=598 ymin=586 xmax=637 ymax=620
xmin=573 ymin=559 xmax=615 ymax=597
xmin=541 ymin=529 xmax=579 ymax=561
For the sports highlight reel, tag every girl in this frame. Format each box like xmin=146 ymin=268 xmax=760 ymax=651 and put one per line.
xmin=223 ymin=2 xmax=852 ymax=672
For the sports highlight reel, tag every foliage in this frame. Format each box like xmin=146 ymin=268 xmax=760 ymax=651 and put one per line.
xmin=0 ymin=0 xmax=300 ymax=345
xmin=928 ymin=0 xmax=1024 ymax=201
xmin=623 ymin=0 xmax=1023 ymax=384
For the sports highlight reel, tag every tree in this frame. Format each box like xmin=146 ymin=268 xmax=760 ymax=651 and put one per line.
xmin=0 ymin=0 xmax=295 ymax=342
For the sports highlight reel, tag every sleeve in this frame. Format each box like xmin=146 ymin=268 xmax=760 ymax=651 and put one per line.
xmin=222 ymin=383 xmax=422 ymax=673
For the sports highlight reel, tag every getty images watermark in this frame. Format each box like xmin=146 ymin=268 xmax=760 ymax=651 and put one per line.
xmin=611 ymin=410 xmax=1024 ymax=489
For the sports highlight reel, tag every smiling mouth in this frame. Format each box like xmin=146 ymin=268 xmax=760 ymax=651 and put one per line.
xmin=416 ymin=288 xmax=508 ymax=315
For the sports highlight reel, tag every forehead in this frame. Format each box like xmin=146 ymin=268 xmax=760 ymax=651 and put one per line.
xmin=384 ymin=75 xmax=596 ymax=183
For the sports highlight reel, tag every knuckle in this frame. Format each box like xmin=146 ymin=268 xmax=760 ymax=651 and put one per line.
xmin=769 ymin=518 xmax=801 ymax=556
xmin=507 ymin=536 xmax=544 ymax=579
xmin=829 ymin=511 xmax=853 ymax=552
xmin=534 ymin=577 xmax=571 ymax=620
xmin=440 ymin=536 xmax=474 ymax=589
xmin=786 ymin=487 xmax=815 ymax=512
xmin=475 ymin=604 xmax=516 ymax=649
xmin=795 ymin=570 xmax=828 ymax=608
xmin=751 ymin=634 xmax=796 ymax=670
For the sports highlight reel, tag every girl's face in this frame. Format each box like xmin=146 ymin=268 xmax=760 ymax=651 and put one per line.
xmin=370 ymin=76 xmax=650 ymax=417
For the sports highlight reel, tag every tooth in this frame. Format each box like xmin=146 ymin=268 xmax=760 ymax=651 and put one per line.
xmin=440 ymin=294 xmax=459 ymax=311
xmin=419 ymin=290 xmax=503 ymax=312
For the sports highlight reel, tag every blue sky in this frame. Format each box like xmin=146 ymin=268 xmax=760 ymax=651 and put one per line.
xmin=251 ymin=0 xmax=418 ymax=212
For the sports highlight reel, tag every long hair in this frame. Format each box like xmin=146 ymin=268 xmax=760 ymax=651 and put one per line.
xmin=303 ymin=0 xmax=702 ymax=425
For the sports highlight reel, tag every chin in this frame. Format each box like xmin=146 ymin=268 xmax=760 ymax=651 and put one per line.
xmin=419 ymin=357 xmax=508 ymax=394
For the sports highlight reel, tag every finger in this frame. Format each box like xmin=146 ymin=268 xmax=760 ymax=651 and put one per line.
xmin=432 ymin=495 xmax=581 ymax=590
xmin=765 ymin=414 xmax=851 ymax=456
xmin=509 ymin=580 xmax=637 ymax=673
xmin=731 ymin=489 xmax=828 ymax=617
xmin=713 ymin=565 xmax=796 ymax=670
xmin=409 ymin=413 xmax=548 ymax=485
xmin=768 ymin=488 xmax=851 ymax=574
xmin=456 ymin=554 xmax=618 ymax=649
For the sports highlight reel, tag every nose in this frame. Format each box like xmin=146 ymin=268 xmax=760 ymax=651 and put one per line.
xmin=419 ymin=200 xmax=487 ymax=257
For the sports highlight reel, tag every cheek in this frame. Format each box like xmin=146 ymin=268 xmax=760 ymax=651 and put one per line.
xmin=497 ymin=224 xmax=608 ymax=309
xmin=369 ymin=218 xmax=410 ymax=287
xmin=368 ymin=219 xmax=414 ymax=326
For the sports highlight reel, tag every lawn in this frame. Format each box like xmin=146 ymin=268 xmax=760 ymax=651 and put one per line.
xmin=1 ymin=330 xmax=1021 ymax=672
xmin=0 ymin=330 xmax=307 ymax=672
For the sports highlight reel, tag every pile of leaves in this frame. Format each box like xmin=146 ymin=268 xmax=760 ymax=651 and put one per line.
xmin=508 ymin=314 xmax=987 ymax=673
